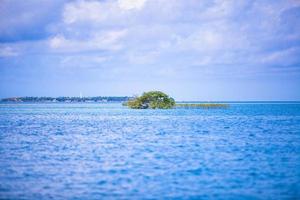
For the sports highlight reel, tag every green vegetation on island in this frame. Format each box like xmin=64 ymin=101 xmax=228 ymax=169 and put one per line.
xmin=125 ymin=91 xmax=176 ymax=109
xmin=123 ymin=91 xmax=229 ymax=109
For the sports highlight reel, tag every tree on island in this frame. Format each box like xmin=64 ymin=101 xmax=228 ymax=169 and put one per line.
xmin=125 ymin=91 xmax=175 ymax=109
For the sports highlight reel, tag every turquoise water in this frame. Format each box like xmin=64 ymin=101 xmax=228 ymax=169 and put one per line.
xmin=0 ymin=103 xmax=299 ymax=199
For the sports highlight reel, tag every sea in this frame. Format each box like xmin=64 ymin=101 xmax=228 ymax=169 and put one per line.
xmin=0 ymin=102 xmax=299 ymax=199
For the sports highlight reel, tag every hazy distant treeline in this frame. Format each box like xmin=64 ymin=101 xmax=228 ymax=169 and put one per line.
xmin=0 ymin=96 xmax=133 ymax=102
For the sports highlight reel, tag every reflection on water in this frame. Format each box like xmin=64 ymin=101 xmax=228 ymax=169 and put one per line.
xmin=0 ymin=103 xmax=299 ymax=199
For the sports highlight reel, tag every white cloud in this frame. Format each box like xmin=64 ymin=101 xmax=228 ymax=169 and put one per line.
xmin=60 ymin=55 xmax=110 ymax=69
xmin=62 ymin=0 xmax=147 ymax=26
xmin=49 ymin=30 xmax=127 ymax=52
xmin=2 ymin=0 xmax=300 ymax=76
xmin=0 ymin=0 xmax=66 ymax=40
xmin=200 ymin=0 xmax=236 ymax=20
xmin=118 ymin=0 xmax=147 ymax=10
xmin=181 ymin=30 xmax=224 ymax=51
xmin=63 ymin=0 xmax=104 ymax=24
xmin=260 ymin=47 xmax=300 ymax=65
xmin=156 ymin=66 xmax=177 ymax=77
xmin=0 ymin=46 xmax=18 ymax=57
xmin=127 ymin=50 xmax=159 ymax=64
xmin=49 ymin=35 xmax=67 ymax=49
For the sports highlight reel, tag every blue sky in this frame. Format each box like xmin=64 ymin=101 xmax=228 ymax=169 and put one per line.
xmin=0 ymin=0 xmax=300 ymax=100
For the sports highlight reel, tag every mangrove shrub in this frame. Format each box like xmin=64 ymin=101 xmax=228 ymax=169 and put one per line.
xmin=126 ymin=91 xmax=175 ymax=109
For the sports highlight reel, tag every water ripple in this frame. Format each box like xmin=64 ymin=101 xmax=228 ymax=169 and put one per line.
xmin=0 ymin=103 xmax=299 ymax=199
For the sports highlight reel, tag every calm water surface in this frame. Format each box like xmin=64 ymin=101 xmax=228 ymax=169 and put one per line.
xmin=0 ymin=103 xmax=299 ymax=199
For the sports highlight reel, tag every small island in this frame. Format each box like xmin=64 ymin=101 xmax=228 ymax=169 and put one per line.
xmin=124 ymin=91 xmax=175 ymax=109
xmin=123 ymin=91 xmax=229 ymax=109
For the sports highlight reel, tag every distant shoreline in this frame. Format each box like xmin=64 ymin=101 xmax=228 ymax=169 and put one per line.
xmin=0 ymin=98 xmax=299 ymax=104
xmin=0 ymin=96 xmax=133 ymax=103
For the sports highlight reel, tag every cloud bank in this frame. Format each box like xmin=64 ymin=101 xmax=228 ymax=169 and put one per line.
xmin=0 ymin=0 xmax=300 ymax=100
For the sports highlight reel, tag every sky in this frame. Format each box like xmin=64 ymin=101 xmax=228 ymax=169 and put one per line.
xmin=0 ymin=0 xmax=300 ymax=101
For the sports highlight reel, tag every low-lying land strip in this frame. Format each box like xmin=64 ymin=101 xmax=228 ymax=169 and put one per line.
xmin=175 ymin=103 xmax=229 ymax=109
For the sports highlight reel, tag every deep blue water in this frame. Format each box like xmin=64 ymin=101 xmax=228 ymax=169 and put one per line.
xmin=0 ymin=103 xmax=299 ymax=199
